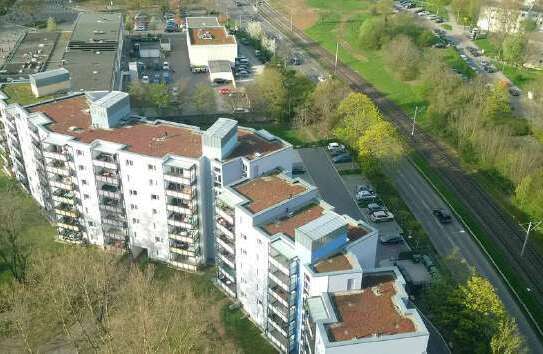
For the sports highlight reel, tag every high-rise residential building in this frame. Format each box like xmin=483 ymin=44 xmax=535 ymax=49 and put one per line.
xmin=0 ymin=90 xmax=294 ymax=271
xmin=215 ymin=172 xmax=429 ymax=353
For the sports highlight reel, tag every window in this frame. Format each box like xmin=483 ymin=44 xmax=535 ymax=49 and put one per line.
xmin=78 ymin=165 xmax=84 ymax=171
xmin=82 ymin=179 xmax=87 ymax=185
xmin=241 ymin=234 xmax=247 ymax=240
xmin=76 ymin=149 xmax=83 ymax=156
xmin=149 ymin=179 xmax=154 ymax=186
xmin=152 ymin=208 xmax=157 ymax=214
xmin=132 ymin=218 xmax=140 ymax=224
xmin=130 ymin=204 xmax=137 ymax=210
xmin=129 ymin=190 xmax=137 ymax=196
xmin=151 ymin=194 xmax=159 ymax=200
xmin=85 ymin=207 xmax=88 ymax=213
xmin=83 ymin=194 xmax=89 ymax=200
xmin=257 ymin=239 xmax=262 ymax=245
xmin=148 ymin=164 xmax=156 ymax=171
xmin=88 ymin=221 xmax=94 ymax=227
xmin=155 ymin=236 xmax=160 ymax=242
xmin=126 ymin=160 xmax=133 ymax=166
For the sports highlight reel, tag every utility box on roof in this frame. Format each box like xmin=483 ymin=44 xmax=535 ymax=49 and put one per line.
xmin=28 ymin=68 xmax=71 ymax=97
xmin=88 ymin=91 xmax=130 ymax=129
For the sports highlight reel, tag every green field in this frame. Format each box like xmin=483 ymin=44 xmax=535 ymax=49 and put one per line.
xmin=305 ymin=1 xmax=427 ymax=114
xmin=1 ymin=83 xmax=61 ymax=106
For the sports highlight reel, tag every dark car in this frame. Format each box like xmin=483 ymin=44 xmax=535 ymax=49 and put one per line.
xmin=433 ymin=209 xmax=452 ymax=224
xmin=332 ymin=153 xmax=352 ymax=163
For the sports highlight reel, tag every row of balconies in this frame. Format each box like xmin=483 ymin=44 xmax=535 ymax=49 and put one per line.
xmin=58 ymin=228 xmax=83 ymax=243
xmin=165 ymin=183 xmax=197 ymax=201
xmin=217 ymin=272 xmax=236 ymax=297
xmin=217 ymin=248 xmax=235 ymax=269
xmin=163 ymin=166 xmax=197 ymax=186
xmin=169 ymin=253 xmax=199 ymax=272
xmin=216 ymin=232 xmax=235 ymax=255
xmin=167 ymin=212 xmax=198 ymax=229
xmin=93 ymin=153 xmax=117 ymax=170
xmin=56 ymin=216 xmax=81 ymax=232
xmin=95 ymin=167 xmax=119 ymax=185
xmin=54 ymin=203 xmax=79 ymax=218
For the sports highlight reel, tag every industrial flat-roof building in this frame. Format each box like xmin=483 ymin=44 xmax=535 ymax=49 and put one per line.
xmin=186 ymin=17 xmax=237 ymax=68
xmin=62 ymin=12 xmax=124 ymax=91
xmin=29 ymin=68 xmax=71 ymax=98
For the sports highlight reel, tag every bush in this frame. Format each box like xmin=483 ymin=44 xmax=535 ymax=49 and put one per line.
xmin=358 ymin=17 xmax=388 ymax=50
xmin=383 ymin=35 xmax=422 ymax=80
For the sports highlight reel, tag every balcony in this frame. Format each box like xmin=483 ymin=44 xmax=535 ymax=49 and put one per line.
xmin=54 ymin=203 xmax=79 ymax=218
xmin=216 ymin=232 xmax=235 ymax=255
xmin=168 ymin=226 xmax=199 ymax=243
xmin=95 ymin=168 xmax=119 ymax=185
xmin=49 ymin=175 xmax=74 ymax=190
xmin=217 ymin=274 xmax=236 ymax=297
xmin=169 ymin=253 xmax=199 ymax=272
xmin=165 ymin=183 xmax=197 ymax=201
xmin=215 ymin=203 xmax=234 ymax=225
xmin=104 ymin=234 xmax=127 ymax=252
xmin=43 ymin=146 xmax=66 ymax=161
xmin=46 ymin=160 xmax=70 ymax=177
xmin=268 ymin=313 xmax=289 ymax=338
xmin=166 ymin=198 xmax=197 ymax=215
xmin=103 ymin=225 xmax=127 ymax=239
xmin=93 ymin=153 xmax=117 ymax=170
xmin=217 ymin=249 xmax=235 ymax=269
xmin=269 ymin=267 xmax=290 ymax=292
xmin=52 ymin=189 xmax=77 ymax=204
xmin=269 ymin=285 xmax=290 ymax=308
xmin=167 ymin=212 xmax=198 ymax=228
xmin=101 ymin=214 xmax=126 ymax=228
xmin=268 ymin=298 xmax=289 ymax=323
xmin=216 ymin=216 xmax=234 ymax=238
xmin=270 ymin=253 xmax=291 ymax=276
xmin=217 ymin=261 xmax=236 ymax=282
xmin=267 ymin=327 xmax=288 ymax=353
xmin=170 ymin=239 xmax=200 ymax=256
xmin=56 ymin=216 xmax=80 ymax=232
xmin=97 ymin=184 xmax=121 ymax=199
xmin=99 ymin=196 xmax=124 ymax=212
xmin=163 ymin=166 xmax=197 ymax=185
xmin=28 ymin=125 xmax=40 ymax=141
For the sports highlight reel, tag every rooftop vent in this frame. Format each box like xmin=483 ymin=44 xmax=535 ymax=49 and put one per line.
xmin=68 ymin=126 xmax=83 ymax=132
xmin=96 ymin=51 xmax=101 ymax=55
xmin=199 ymin=31 xmax=213 ymax=40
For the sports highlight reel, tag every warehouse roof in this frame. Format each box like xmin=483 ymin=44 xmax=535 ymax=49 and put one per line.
xmin=70 ymin=12 xmax=122 ymax=43
xmin=186 ymin=16 xmax=221 ymax=28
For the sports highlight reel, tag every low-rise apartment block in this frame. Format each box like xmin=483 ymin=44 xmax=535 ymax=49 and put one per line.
xmin=0 ymin=87 xmax=294 ymax=271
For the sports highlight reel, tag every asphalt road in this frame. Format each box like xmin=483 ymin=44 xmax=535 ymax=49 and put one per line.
xmin=297 ymin=148 xmax=362 ymax=219
xmin=392 ymin=159 xmax=543 ymax=354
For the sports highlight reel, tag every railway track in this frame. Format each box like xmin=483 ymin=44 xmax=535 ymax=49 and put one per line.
xmin=257 ymin=0 xmax=543 ymax=327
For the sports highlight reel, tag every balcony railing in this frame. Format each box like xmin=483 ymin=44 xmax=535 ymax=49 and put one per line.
xmin=167 ymin=213 xmax=198 ymax=228
xmin=217 ymin=262 xmax=236 ymax=282
xmin=93 ymin=153 xmax=117 ymax=169
xmin=54 ymin=203 xmax=79 ymax=218
xmin=58 ymin=229 xmax=83 ymax=243
xmin=57 ymin=216 xmax=80 ymax=231
xmin=103 ymin=226 xmax=128 ymax=240
xmin=95 ymin=168 xmax=119 ymax=185
xmin=218 ymin=249 xmax=235 ymax=269
xmin=269 ymin=268 xmax=290 ymax=292
xmin=98 ymin=184 xmax=121 ymax=199
xmin=216 ymin=232 xmax=235 ymax=254
xmin=163 ymin=167 xmax=197 ymax=185
xmin=169 ymin=253 xmax=199 ymax=272
xmin=217 ymin=274 xmax=236 ymax=297
xmin=267 ymin=328 xmax=288 ymax=353
xmin=165 ymin=183 xmax=197 ymax=200
xmin=268 ymin=313 xmax=289 ymax=337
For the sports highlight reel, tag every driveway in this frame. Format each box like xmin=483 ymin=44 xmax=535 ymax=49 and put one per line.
xmin=297 ymin=148 xmax=362 ymax=219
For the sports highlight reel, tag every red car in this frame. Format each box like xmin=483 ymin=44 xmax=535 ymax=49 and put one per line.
xmin=218 ymin=87 xmax=233 ymax=95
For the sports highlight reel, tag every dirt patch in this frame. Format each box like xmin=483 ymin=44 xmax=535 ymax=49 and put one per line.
xmin=270 ymin=0 xmax=319 ymax=30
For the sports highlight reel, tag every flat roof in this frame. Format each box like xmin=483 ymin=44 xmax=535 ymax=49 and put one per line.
xmin=29 ymin=95 xmax=203 ymax=158
xmin=227 ymin=129 xmax=284 ymax=160
xmin=326 ymin=274 xmax=416 ymax=341
xmin=70 ymin=12 xmax=122 ymax=43
xmin=189 ymin=28 xmax=236 ymax=46
xmin=264 ymin=204 xmax=325 ymax=239
xmin=186 ymin=17 xmax=221 ymax=28
xmin=347 ymin=224 xmax=369 ymax=242
xmin=314 ymin=254 xmax=353 ymax=273
xmin=233 ymin=174 xmax=308 ymax=213
xmin=4 ymin=32 xmax=59 ymax=75
xmin=62 ymin=49 xmax=117 ymax=91
xmin=209 ymin=60 xmax=232 ymax=73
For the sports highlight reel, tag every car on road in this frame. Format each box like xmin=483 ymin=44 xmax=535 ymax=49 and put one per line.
xmin=369 ymin=210 xmax=395 ymax=223
xmin=332 ymin=153 xmax=352 ymax=163
xmin=380 ymin=233 xmax=404 ymax=244
xmin=466 ymin=47 xmax=481 ymax=57
xmin=432 ymin=208 xmax=452 ymax=224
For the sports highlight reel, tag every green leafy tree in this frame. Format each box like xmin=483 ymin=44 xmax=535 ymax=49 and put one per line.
xmin=483 ymin=84 xmax=511 ymax=121
xmin=451 ymin=0 xmax=481 ymax=26
xmin=191 ymin=83 xmax=217 ymax=114
xmin=247 ymin=66 xmax=287 ymax=121
xmin=502 ymin=34 xmax=526 ymax=65
xmin=383 ymin=35 xmax=421 ymax=80
xmin=148 ymin=83 xmax=172 ymax=112
xmin=358 ymin=17 xmax=388 ymax=50
xmin=491 ymin=318 xmax=527 ymax=354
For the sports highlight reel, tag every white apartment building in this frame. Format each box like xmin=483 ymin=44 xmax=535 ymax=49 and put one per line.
xmin=477 ymin=0 xmax=543 ymax=33
xmin=215 ymin=172 xmax=429 ymax=353
xmin=0 ymin=87 xmax=294 ymax=271
xmin=186 ymin=17 xmax=238 ymax=68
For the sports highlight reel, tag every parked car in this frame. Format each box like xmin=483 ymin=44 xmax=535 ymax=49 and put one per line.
xmin=162 ymin=72 xmax=171 ymax=83
xmin=380 ymin=233 xmax=404 ymax=244
xmin=153 ymin=73 xmax=161 ymax=83
xmin=367 ymin=202 xmax=385 ymax=213
xmin=432 ymin=209 xmax=452 ymax=224
xmin=236 ymin=56 xmax=249 ymax=64
xmin=332 ymin=153 xmax=352 ymax=163
xmin=509 ymin=86 xmax=521 ymax=96
xmin=356 ymin=185 xmax=376 ymax=201
xmin=327 ymin=142 xmax=346 ymax=154
xmin=163 ymin=61 xmax=170 ymax=70
xmin=292 ymin=162 xmax=306 ymax=174
xmin=369 ymin=210 xmax=394 ymax=223
xmin=141 ymin=75 xmax=150 ymax=84
xmin=218 ymin=87 xmax=233 ymax=95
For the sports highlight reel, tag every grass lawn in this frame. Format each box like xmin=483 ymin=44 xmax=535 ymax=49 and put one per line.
xmin=1 ymin=83 xmax=61 ymax=106
xmin=221 ymin=306 xmax=277 ymax=354
xmin=500 ymin=63 xmax=542 ymax=88
xmin=305 ymin=8 xmax=426 ymax=114
xmin=474 ymin=38 xmax=498 ymax=57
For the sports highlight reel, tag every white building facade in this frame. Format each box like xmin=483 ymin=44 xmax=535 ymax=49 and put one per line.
xmin=0 ymin=88 xmax=294 ymax=271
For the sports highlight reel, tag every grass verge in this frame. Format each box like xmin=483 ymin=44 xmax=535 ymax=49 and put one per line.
xmin=221 ymin=306 xmax=277 ymax=354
